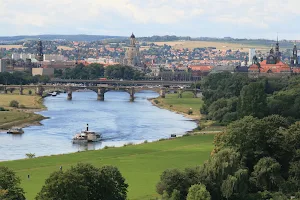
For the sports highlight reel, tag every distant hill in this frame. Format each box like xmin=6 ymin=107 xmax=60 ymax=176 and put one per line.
xmin=0 ymin=34 xmax=126 ymax=43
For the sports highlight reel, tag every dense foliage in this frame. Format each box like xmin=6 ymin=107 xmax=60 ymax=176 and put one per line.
xmin=157 ymin=115 xmax=300 ymax=200
xmin=36 ymin=163 xmax=128 ymax=200
xmin=105 ymin=64 xmax=145 ymax=80
xmin=200 ymin=72 xmax=297 ymax=125
xmin=0 ymin=71 xmax=50 ymax=85
xmin=0 ymin=166 xmax=26 ymax=200
xmin=54 ymin=63 xmax=104 ymax=79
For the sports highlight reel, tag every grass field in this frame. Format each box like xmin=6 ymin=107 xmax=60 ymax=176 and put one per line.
xmin=57 ymin=45 xmax=74 ymax=50
xmin=153 ymin=41 xmax=272 ymax=52
xmin=0 ymin=45 xmax=25 ymax=49
xmin=0 ymin=93 xmax=45 ymax=128
xmin=154 ymin=92 xmax=203 ymax=119
xmin=0 ymin=134 xmax=214 ymax=200
xmin=0 ymin=94 xmax=43 ymax=109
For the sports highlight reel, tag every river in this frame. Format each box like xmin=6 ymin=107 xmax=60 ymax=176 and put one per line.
xmin=0 ymin=91 xmax=197 ymax=161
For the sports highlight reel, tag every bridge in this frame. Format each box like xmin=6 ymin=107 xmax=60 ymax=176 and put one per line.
xmin=50 ymin=79 xmax=194 ymax=86
xmin=1 ymin=84 xmax=200 ymax=102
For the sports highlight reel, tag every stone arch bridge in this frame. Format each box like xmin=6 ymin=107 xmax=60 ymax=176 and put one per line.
xmin=1 ymin=85 xmax=200 ymax=102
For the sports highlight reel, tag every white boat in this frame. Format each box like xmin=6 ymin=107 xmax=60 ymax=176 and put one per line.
xmin=51 ymin=92 xmax=57 ymax=96
xmin=7 ymin=127 xmax=24 ymax=134
xmin=72 ymin=124 xmax=101 ymax=143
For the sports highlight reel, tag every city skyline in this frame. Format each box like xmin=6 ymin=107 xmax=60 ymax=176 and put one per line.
xmin=1 ymin=0 xmax=300 ymax=39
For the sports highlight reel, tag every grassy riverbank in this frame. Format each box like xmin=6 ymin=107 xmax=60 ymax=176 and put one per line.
xmin=151 ymin=92 xmax=225 ymax=133
xmin=0 ymin=93 xmax=46 ymax=129
xmin=0 ymin=134 xmax=214 ymax=200
xmin=152 ymin=92 xmax=203 ymax=120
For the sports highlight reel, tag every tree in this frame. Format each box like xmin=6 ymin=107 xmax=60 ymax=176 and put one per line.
xmin=0 ymin=166 xmax=25 ymax=200
xmin=156 ymin=169 xmax=189 ymax=200
xmin=36 ymin=163 xmax=128 ymax=200
xmin=187 ymin=184 xmax=211 ymax=200
xmin=9 ymin=100 xmax=19 ymax=108
xmin=238 ymin=82 xmax=267 ymax=118
xmin=250 ymin=157 xmax=283 ymax=192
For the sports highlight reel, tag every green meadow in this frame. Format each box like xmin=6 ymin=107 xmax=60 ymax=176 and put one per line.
xmin=0 ymin=134 xmax=214 ymax=200
xmin=154 ymin=92 xmax=203 ymax=119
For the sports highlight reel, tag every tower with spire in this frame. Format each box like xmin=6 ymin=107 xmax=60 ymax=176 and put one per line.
xmin=275 ymin=35 xmax=281 ymax=62
xmin=36 ymin=39 xmax=43 ymax=63
xmin=291 ymin=42 xmax=298 ymax=66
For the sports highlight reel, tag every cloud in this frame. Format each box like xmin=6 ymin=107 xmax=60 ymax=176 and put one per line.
xmin=0 ymin=0 xmax=300 ymax=39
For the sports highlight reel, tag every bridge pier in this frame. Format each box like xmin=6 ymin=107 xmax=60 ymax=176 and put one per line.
xmin=160 ymin=88 xmax=166 ymax=98
xmin=3 ymin=86 xmax=7 ymax=94
xmin=19 ymin=86 xmax=23 ymax=95
xmin=97 ymin=88 xmax=106 ymax=101
xmin=67 ymin=90 xmax=72 ymax=100
xmin=35 ymin=86 xmax=44 ymax=96
xmin=129 ymin=87 xmax=135 ymax=102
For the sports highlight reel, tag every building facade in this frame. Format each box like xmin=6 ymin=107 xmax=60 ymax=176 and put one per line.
xmin=32 ymin=68 xmax=54 ymax=76
xmin=0 ymin=59 xmax=6 ymax=72
xmin=122 ymin=33 xmax=141 ymax=67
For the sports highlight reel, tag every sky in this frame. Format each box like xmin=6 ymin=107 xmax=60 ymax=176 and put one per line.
xmin=1 ymin=0 xmax=300 ymax=39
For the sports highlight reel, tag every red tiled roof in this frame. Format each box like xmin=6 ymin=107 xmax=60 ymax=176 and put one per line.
xmin=249 ymin=60 xmax=291 ymax=73
xmin=188 ymin=65 xmax=214 ymax=71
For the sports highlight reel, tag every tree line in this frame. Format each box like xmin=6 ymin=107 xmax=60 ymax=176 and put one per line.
xmin=0 ymin=163 xmax=128 ymax=200
xmin=156 ymin=115 xmax=300 ymax=200
xmin=200 ymin=72 xmax=300 ymax=125
xmin=55 ymin=63 xmax=145 ymax=80
xmin=0 ymin=71 xmax=50 ymax=85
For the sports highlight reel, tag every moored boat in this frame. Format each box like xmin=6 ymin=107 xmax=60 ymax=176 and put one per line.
xmin=72 ymin=124 xmax=101 ymax=143
xmin=7 ymin=127 xmax=24 ymax=134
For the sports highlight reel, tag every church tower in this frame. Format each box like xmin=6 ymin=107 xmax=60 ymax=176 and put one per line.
xmin=36 ymin=39 xmax=43 ymax=62
xmin=291 ymin=42 xmax=298 ymax=66
xmin=275 ymin=36 xmax=281 ymax=62
xmin=130 ymin=33 xmax=136 ymax=47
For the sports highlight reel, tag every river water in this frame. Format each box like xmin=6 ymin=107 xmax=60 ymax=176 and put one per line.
xmin=0 ymin=91 xmax=197 ymax=161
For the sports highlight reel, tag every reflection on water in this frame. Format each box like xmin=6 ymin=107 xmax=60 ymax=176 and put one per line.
xmin=0 ymin=91 xmax=197 ymax=161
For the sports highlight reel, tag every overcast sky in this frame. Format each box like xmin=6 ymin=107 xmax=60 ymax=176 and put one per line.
xmin=1 ymin=0 xmax=300 ymax=39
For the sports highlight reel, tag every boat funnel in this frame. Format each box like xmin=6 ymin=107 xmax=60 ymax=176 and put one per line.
xmin=86 ymin=124 xmax=89 ymax=131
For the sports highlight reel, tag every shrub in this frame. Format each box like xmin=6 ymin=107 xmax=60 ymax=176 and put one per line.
xmin=28 ymin=90 xmax=32 ymax=95
xmin=188 ymin=109 xmax=193 ymax=115
xmin=9 ymin=100 xmax=19 ymax=108
xmin=0 ymin=107 xmax=7 ymax=111
xmin=144 ymin=140 xmax=148 ymax=144
xmin=154 ymin=99 xmax=160 ymax=104
xmin=170 ymin=105 xmax=173 ymax=108
xmin=25 ymin=153 xmax=35 ymax=159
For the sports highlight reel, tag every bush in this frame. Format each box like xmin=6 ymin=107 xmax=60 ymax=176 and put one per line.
xmin=0 ymin=107 xmax=8 ymax=111
xmin=9 ymin=100 xmax=19 ymax=108
xmin=25 ymin=153 xmax=35 ymax=159
xmin=28 ymin=90 xmax=32 ymax=95
xmin=170 ymin=105 xmax=173 ymax=107
xmin=188 ymin=109 xmax=193 ymax=115
xmin=154 ymin=99 xmax=160 ymax=104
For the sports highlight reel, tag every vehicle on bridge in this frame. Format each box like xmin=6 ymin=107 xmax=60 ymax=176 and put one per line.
xmin=72 ymin=124 xmax=101 ymax=143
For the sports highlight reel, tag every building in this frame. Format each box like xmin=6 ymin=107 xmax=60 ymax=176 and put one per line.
xmin=32 ymin=68 xmax=54 ymax=76
xmin=248 ymin=39 xmax=291 ymax=78
xmin=43 ymin=54 xmax=67 ymax=62
xmin=249 ymin=48 xmax=256 ymax=64
xmin=188 ymin=65 xmax=214 ymax=78
xmin=122 ymin=33 xmax=141 ymax=67
xmin=36 ymin=39 xmax=43 ymax=62
xmin=0 ymin=59 xmax=6 ymax=72
xmin=290 ymin=43 xmax=299 ymax=67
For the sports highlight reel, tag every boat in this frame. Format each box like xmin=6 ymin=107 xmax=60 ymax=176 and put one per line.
xmin=51 ymin=92 xmax=57 ymax=96
xmin=7 ymin=127 xmax=24 ymax=134
xmin=72 ymin=124 xmax=101 ymax=143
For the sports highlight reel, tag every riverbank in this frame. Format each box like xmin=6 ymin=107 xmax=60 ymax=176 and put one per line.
xmin=150 ymin=92 xmax=225 ymax=133
xmin=150 ymin=92 xmax=203 ymax=120
xmin=0 ymin=93 xmax=47 ymax=130
xmin=0 ymin=134 xmax=214 ymax=200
